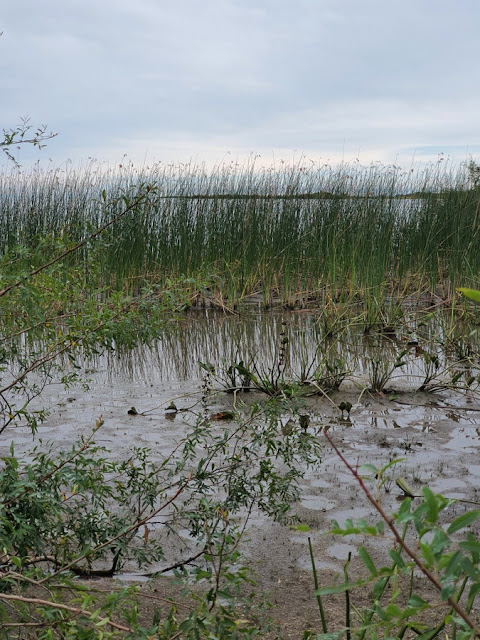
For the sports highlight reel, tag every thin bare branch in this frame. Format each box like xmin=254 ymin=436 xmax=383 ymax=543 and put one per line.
xmin=0 ymin=593 xmax=133 ymax=633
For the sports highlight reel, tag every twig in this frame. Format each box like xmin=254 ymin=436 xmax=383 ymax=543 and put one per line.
xmin=141 ymin=547 xmax=207 ymax=577
xmin=308 ymin=536 xmax=327 ymax=633
xmin=0 ymin=593 xmax=133 ymax=633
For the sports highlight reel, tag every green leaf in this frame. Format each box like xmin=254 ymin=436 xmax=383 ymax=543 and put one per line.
xmin=468 ymin=582 xmax=480 ymax=602
xmin=416 ymin=630 xmax=439 ymax=640
xmin=441 ymin=582 xmax=456 ymax=600
xmin=460 ymin=557 xmax=479 ymax=581
xmin=451 ymin=370 xmax=463 ymax=384
xmin=388 ymin=549 xmax=406 ymax=568
xmin=420 ymin=542 xmax=435 ymax=567
xmin=384 ymin=603 xmax=403 ymax=617
xmin=315 ymin=581 xmax=363 ymax=595
xmin=330 ymin=518 xmax=378 ymax=535
xmin=447 ymin=509 xmax=480 ymax=534
xmin=198 ymin=360 xmax=215 ymax=374
xmin=379 ymin=457 xmax=405 ymax=476
xmin=372 ymin=576 xmax=389 ymax=598
xmin=360 ymin=463 xmax=378 ymax=475
xmin=295 ymin=523 xmax=311 ymax=532
xmin=358 ymin=546 xmax=378 ymax=576
xmin=443 ymin=551 xmax=465 ymax=583
xmin=396 ymin=497 xmax=413 ymax=523
xmin=430 ymin=529 xmax=451 ymax=555
xmin=422 ymin=486 xmax=439 ymax=522
xmin=457 ymin=287 xmax=480 ymax=303
xmin=407 ymin=594 xmax=428 ymax=608
xmin=459 ymin=537 xmax=480 ymax=557
xmin=396 ymin=477 xmax=417 ymax=498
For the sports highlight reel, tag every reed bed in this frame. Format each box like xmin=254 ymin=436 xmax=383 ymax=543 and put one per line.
xmin=1 ymin=157 xmax=479 ymax=306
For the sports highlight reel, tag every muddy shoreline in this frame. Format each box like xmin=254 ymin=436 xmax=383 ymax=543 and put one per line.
xmin=4 ymin=310 xmax=480 ymax=637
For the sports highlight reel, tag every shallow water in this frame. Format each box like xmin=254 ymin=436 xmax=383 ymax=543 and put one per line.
xmin=4 ymin=309 xmax=480 ymax=579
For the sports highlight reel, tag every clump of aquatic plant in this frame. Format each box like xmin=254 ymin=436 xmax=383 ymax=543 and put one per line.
xmin=418 ymin=360 xmax=480 ymax=393
xmin=367 ymin=349 xmax=409 ymax=392
xmin=204 ymin=355 xmax=298 ymax=398
xmin=417 ymin=349 xmax=442 ymax=391
xmin=214 ymin=353 xmax=254 ymax=393
xmin=209 ymin=353 xmax=350 ymax=399
xmin=202 ymin=320 xmax=299 ymax=397
xmin=305 ymin=356 xmax=350 ymax=394
xmin=205 ymin=320 xmax=354 ymax=398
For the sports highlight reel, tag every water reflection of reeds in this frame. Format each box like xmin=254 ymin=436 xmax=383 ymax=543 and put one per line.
xmin=91 ymin=310 xmax=480 ymax=392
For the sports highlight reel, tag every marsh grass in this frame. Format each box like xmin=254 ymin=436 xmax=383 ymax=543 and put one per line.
xmin=1 ymin=157 xmax=480 ymax=307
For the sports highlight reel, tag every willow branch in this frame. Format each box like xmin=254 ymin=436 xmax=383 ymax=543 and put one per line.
xmin=324 ymin=430 xmax=480 ymax=638
xmin=40 ymin=472 xmax=193 ymax=584
xmin=0 ymin=594 xmax=133 ymax=633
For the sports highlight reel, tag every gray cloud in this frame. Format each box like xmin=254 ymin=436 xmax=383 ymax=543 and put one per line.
xmin=2 ymin=0 xmax=480 ymax=168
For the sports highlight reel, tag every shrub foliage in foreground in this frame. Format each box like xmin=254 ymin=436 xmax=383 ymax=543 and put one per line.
xmin=304 ymin=434 xmax=480 ymax=640
xmin=0 ymin=401 xmax=321 ymax=638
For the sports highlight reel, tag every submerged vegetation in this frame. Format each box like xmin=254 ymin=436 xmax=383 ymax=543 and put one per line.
xmin=1 ymin=156 xmax=480 ymax=307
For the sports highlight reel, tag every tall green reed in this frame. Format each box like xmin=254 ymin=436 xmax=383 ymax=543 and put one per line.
xmin=1 ymin=156 xmax=479 ymax=306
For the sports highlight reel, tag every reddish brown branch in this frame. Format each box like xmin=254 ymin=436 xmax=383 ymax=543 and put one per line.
xmin=324 ymin=430 xmax=480 ymax=638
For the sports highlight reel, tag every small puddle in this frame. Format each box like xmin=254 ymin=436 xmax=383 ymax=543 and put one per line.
xmin=326 ymin=542 xmax=358 ymax=560
xmin=116 ymin=573 xmax=150 ymax=583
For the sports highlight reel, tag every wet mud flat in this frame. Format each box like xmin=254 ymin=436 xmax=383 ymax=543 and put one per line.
xmin=4 ymin=309 xmax=480 ymax=636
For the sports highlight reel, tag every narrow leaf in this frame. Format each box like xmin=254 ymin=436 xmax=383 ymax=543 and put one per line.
xmin=388 ymin=549 xmax=406 ymax=568
xmin=379 ymin=457 xmax=405 ymax=475
xmin=359 ymin=546 xmax=378 ymax=576
xmin=407 ymin=594 xmax=428 ymax=608
xmin=396 ymin=497 xmax=413 ymax=523
xmin=447 ymin=510 xmax=480 ymax=534
xmin=457 ymin=287 xmax=480 ymax=303
xmin=316 ymin=581 xmax=363 ymax=596
xmin=422 ymin=486 xmax=439 ymax=522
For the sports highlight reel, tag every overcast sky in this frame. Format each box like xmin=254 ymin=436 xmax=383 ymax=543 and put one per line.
xmin=2 ymin=1 xmax=480 ymax=170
